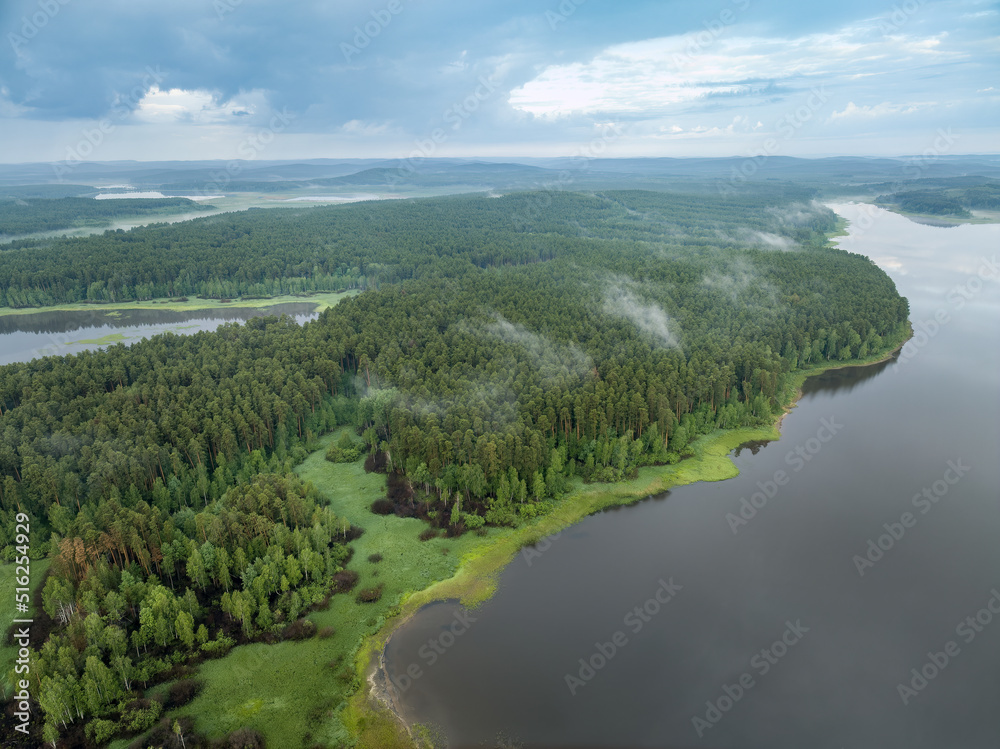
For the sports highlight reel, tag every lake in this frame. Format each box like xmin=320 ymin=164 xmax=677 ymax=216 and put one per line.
xmin=0 ymin=303 xmax=318 ymax=366
xmin=383 ymin=204 xmax=1000 ymax=748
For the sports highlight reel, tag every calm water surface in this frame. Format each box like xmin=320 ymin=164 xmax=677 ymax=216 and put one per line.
xmin=0 ymin=303 xmax=318 ymax=365
xmin=385 ymin=204 xmax=1000 ymax=748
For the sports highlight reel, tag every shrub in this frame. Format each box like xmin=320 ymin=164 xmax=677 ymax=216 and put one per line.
xmin=367 ymin=552 xmax=383 ymax=563
xmin=317 ymin=626 xmax=335 ymax=639
xmin=282 ymin=618 xmax=317 ymax=641
xmin=462 ymin=513 xmax=485 ymax=530
xmin=165 ymin=678 xmax=202 ymax=709
xmin=225 ymin=727 xmax=267 ymax=749
xmin=370 ymin=498 xmax=394 ymax=515
xmin=331 ymin=569 xmax=360 ymax=593
xmin=325 ymin=443 xmax=362 ymax=463
xmin=86 ymin=719 xmax=119 ymax=745
xmin=118 ymin=698 xmax=162 ymax=733
xmin=418 ymin=528 xmax=438 ymax=541
xmin=356 ymin=584 xmax=383 ymax=603
xmin=201 ymin=633 xmax=235 ymax=658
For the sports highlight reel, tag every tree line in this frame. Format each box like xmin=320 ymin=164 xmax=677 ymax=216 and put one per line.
xmin=0 ymin=189 xmax=908 ymax=745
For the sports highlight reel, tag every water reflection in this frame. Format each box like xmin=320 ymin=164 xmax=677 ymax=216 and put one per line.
xmin=0 ymin=303 xmax=319 ymax=365
xmin=383 ymin=205 xmax=1000 ymax=749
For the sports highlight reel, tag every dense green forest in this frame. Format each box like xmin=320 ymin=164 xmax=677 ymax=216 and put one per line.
xmin=874 ymin=177 xmax=1000 ymax=216
xmin=0 ymin=197 xmax=214 ymax=238
xmin=0 ymin=190 xmax=908 ymax=746
xmin=2 ymin=188 xmax=830 ymax=307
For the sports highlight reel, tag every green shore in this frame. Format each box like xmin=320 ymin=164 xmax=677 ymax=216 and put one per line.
xmin=12 ymin=304 xmax=910 ymax=747
xmin=134 ymin=322 xmax=911 ymax=749
xmin=0 ymin=289 xmax=358 ymax=319
xmin=340 ymin=324 xmax=912 ymax=748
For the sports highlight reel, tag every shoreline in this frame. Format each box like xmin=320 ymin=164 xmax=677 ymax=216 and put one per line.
xmin=0 ymin=289 xmax=358 ymax=319
xmin=352 ymin=328 xmax=913 ymax=744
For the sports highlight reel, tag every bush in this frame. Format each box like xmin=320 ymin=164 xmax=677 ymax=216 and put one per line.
xmin=370 ymin=498 xmax=394 ymax=515
xmin=317 ymin=625 xmax=335 ymax=639
xmin=86 ymin=719 xmax=119 ymax=745
xmin=225 ymin=727 xmax=267 ymax=749
xmin=165 ymin=678 xmax=202 ymax=709
xmin=418 ymin=528 xmax=438 ymax=542
xmin=331 ymin=569 xmax=360 ymax=593
xmin=325 ymin=444 xmax=362 ymax=463
xmin=129 ymin=716 xmax=196 ymax=749
xmin=118 ymin=698 xmax=162 ymax=733
xmin=282 ymin=618 xmax=317 ymax=641
xmin=201 ymin=633 xmax=235 ymax=658
xmin=462 ymin=513 xmax=485 ymax=530
xmin=367 ymin=552 xmax=383 ymax=563
xmin=356 ymin=584 xmax=383 ymax=603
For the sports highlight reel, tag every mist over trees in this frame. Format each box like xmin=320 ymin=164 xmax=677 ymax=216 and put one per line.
xmin=0 ymin=189 xmax=908 ymax=745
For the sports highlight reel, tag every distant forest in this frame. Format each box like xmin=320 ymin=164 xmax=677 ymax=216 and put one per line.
xmin=0 ymin=196 xmax=213 ymax=238
xmin=875 ymin=177 xmax=1000 ymax=216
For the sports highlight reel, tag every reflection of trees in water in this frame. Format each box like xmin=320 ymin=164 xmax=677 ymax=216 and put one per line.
xmin=800 ymin=354 xmax=897 ymax=397
xmin=0 ymin=302 xmax=317 ymax=335
xmin=734 ymin=356 xmax=897 ymax=457
xmin=734 ymin=440 xmax=770 ymax=457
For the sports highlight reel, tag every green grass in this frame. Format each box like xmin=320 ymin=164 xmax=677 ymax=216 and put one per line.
xmin=0 ymin=559 xmax=50 ymax=698
xmin=0 ymin=289 xmax=358 ymax=318
xmin=67 ymin=332 xmax=130 ymax=346
xmin=168 ymin=428 xmax=507 ymax=747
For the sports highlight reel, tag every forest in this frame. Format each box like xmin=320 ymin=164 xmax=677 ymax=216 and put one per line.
xmin=0 ymin=189 xmax=909 ymax=746
xmin=0 ymin=197 xmax=214 ymax=238
xmin=874 ymin=176 xmax=1000 ymax=216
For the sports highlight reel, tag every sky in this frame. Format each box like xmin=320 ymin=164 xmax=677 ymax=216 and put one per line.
xmin=0 ymin=0 xmax=997 ymax=163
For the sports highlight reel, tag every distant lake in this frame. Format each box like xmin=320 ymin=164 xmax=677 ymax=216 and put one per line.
xmin=383 ymin=205 xmax=1000 ymax=748
xmin=0 ymin=303 xmax=318 ymax=366
xmin=94 ymin=191 xmax=222 ymax=200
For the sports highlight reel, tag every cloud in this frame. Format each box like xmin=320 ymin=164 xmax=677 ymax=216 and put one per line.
xmin=132 ymin=86 xmax=270 ymax=124
xmin=603 ymin=281 xmax=681 ymax=349
xmin=767 ymin=201 xmax=828 ymax=227
xmin=481 ymin=315 xmax=594 ymax=382
xmin=509 ymin=23 xmax=962 ymax=121
xmin=0 ymin=0 xmax=996 ymax=159
xmin=746 ymin=231 xmax=797 ymax=250
xmin=701 ymin=256 xmax=779 ymax=306
xmin=829 ymin=100 xmax=925 ymax=120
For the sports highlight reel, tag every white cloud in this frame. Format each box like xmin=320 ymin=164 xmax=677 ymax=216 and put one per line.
xmin=132 ymin=87 xmax=270 ymax=124
xmin=509 ymin=23 xmax=961 ymax=121
xmin=829 ymin=101 xmax=926 ymax=120
xmin=603 ymin=281 xmax=681 ymax=349
xmin=340 ymin=119 xmax=394 ymax=136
